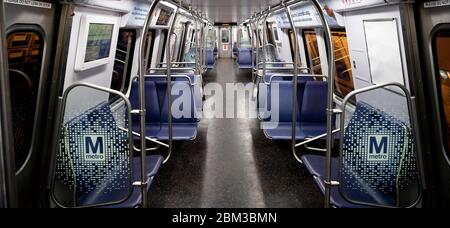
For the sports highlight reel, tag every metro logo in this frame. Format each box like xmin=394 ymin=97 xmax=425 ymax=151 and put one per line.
xmin=367 ymin=135 xmax=389 ymax=161
xmin=83 ymin=135 xmax=105 ymax=161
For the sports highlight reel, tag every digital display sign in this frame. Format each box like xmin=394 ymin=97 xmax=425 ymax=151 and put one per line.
xmin=85 ymin=23 xmax=114 ymax=63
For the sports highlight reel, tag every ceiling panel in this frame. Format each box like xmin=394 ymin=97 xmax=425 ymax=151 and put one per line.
xmin=188 ymin=0 xmax=281 ymax=23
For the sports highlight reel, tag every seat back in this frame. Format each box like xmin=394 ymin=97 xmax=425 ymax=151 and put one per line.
xmin=260 ymin=77 xmax=311 ymax=122
xmin=160 ymin=80 xmax=197 ymax=123
xmin=207 ymin=49 xmax=215 ymax=66
xmin=300 ymin=81 xmax=328 ymax=123
xmin=55 ymin=102 xmax=133 ymax=207
xmin=145 ymin=76 xmax=197 ymax=124
xmin=238 ymin=48 xmax=252 ymax=67
xmin=270 ymin=80 xmax=303 ymax=122
xmin=341 ymin=102 xmax=419 ymax=207
xmin=129 ymin=80 xmax=161 ymax=124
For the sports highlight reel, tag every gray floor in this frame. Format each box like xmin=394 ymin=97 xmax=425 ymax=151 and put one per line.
xmin=148 ymin=58 xmax=323 ymax=208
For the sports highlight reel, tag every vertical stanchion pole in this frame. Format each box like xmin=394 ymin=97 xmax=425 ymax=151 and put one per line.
xmin=138 ymin=0 xmax=160 ymax=208
xmin=262 ymin=8 xmax=270 ymax=89
xmin=249 ymin=14 xmax=255 ymax=81
xmin=165 ymin=3 xmax=180 ymax=173
xmin=283 ymin=1 xmax=299 ymax=183
xmin=309 ymin=0 xmax=335 ymax=208
xmin=255 ymin=14 xmax=261 ymax=79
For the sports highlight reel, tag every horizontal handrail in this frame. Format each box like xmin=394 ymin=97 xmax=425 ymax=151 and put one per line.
xmin=147 ymin=67 xmax=195 ymax=74
xmin=266 ymin=74 xmax=327 ymax=85
xmin=132 ymin=75 xmax=196 ymax=87
xmin=158 ymin=62 xmax=196 ymax=65
xmin=295 ymin=129 xmax=340 ymax=148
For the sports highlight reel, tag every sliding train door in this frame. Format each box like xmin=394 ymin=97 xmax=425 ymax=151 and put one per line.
xmin=3 ymin=0 xmax=59 ymax=207
xmin=417 ymin=1 xmax=450 ymax=207
xmin=219 ymin=27 xmax=232 ymax=58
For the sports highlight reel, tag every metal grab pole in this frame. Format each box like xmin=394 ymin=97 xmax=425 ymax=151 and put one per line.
xmin=309 ymin=0 xmax=335 ymax=208
xmin=165 ymin=6 xmax=180 ymax=168
xmin=262 ymin=8 xmax=271 ymax=90
xmin=193 ymin=11 xmax=199 ymax=74
xmin=249 ymin=14 xmax=255 ymax=81
xmin=138 ymin=0 xmax=160 ymax=208
xmin=254 ymin=13 xmax=262 ymax=81
xmin=282 ymin=1 xmax=300 ymax=171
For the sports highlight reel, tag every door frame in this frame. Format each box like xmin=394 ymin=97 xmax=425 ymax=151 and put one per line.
xmin=219 ymin=27 xmax=232 ymax=58
xmin=0 ymin=0 xmax=18 ymax=208
xmin=415 ymin=3 xmax=450 ymax=207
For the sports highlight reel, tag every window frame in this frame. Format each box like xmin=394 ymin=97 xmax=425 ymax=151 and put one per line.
xmin=6 ymin=24 xmax=46 ymax=171
xmin=302 ymin=29 xmax=322 ymax=75
xmin=431 ymin=25 xmax=450 ymax=160
xmin=110 ymin=28 xmax=137 ymax=95
xmin=330 ymin=29 xmax=355 ymax=99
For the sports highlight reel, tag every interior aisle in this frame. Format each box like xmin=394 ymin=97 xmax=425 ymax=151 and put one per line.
xmin=148 ymin=58 xmax=323 ymax=208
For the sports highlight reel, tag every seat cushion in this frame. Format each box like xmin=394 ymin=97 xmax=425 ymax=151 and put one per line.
xmin=263 ymin=123 xmax=308 ymax=140
xmin=157 ymin=123 xmax=198 ymax=141
xmin=300 ymin=81 xmax=328 ymax=123
xmin=132 ymin=123 xmax=161 ymax=139
xmin=314 ymin=176 xmax=369 ymax=209
xmin=298 ymin=122 xmax=328 ymax=138
xmin=301 ymin=155 xmax=368 ymax=208
xmin=96 ymin=155 xmax=163 ymax=208
xmin=301 ymin=154 xmax=339 ymax=178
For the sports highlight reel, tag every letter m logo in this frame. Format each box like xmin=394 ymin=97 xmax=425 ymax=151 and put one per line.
xmin=83 ymin=135 xmax=105 ymax=161
xmin=367 ymin=135 xmax=389 ymax=161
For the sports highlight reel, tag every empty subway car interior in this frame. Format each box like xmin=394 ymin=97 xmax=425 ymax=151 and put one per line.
xmin=0 ymin=0 xmax=449 ymax=209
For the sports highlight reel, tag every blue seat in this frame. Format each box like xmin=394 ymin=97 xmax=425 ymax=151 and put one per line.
xmin=213 ymin=46 xmax=218 ymax=58
xmin=262 ymin=80 xmax=301 ymax=139
xmin=158 ymin=79 xmax=197 ymax=140
xmin=130 ymin=80 xmax=161 ymax=138
xmin=232 ymin=43 xmax=239 ymax=58
xmin=263 ymin=80 xmax=328 ymax=140
xmin=104 ymin=156 xmax=163 ymax=208
xmin=129 ymin=76 xmax=198 ymax=141
xmin=301 ymin=102 xmax=419 ymax=208
xmin=207 ymin=48 xmax=216 ymax=69
xmin=237 ymin=47 xmax=253 ymax=69
xmin=298 ymin=81 xmax=328 ymax=137
xmin=55 ymin=102 xmax=163 ymax=208
xmin=258 ymin=75 xmax=312 ymax=120
xmin=301 ymin=154 xmax=367 ymax=208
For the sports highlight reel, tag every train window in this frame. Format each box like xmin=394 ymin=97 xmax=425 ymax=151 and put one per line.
xmin=239 ymin=28 xmax=251 ymax=48
xmin=7 ymin=30 xmax=43 ymax=170
xmin=111 ymin=29 xmax=136 ymax=95
xmin=303 ymin=30 xmax=322 ymax=75
xmin=221 ymin=29 xmax=230 ymax=43
xmin=434 ymin=30 xmax=450 ymax=156
xmin=332 ymin=31 xmax=354 ymax=98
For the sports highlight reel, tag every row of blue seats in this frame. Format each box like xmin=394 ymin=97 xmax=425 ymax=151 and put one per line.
xmin=129 ymin=75 xmax=200 ymax=141
xmin=257 ymin=72 xmax=420 ymax=207
xmin=236 ymin=47 xmax=285 ymax=69
xmin=54 ymin=73 xmax=203 ymax=208
xmin=258 ymin=75 xmax=329 ymax=141
xmin=300 ymin=102 xmax=420 ymax=208
xmin=55 ymin=102 xmax=164 ymax=208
